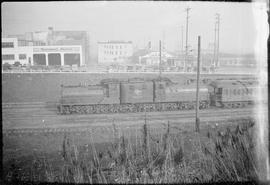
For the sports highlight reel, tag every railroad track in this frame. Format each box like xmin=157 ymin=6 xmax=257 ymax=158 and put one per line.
xmin=2 ymin=102 xmax=260 ymax=135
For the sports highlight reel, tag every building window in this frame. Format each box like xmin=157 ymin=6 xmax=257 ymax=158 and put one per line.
xmin=120 ymin=51 xmax=122 ymax=55
xmin=115 ymin=51 xmax=118 ymax=55
xmin=2 ymin=54 xmax=15 ymax=60
xmin=116 ymin=45 xmax=118 ymax=49
xmin=2 ymin=42 xmax=14 ymax=48
xmin=112 ymin=46 xmax=114 ymax=49
xmin=19 ymin=54 xmax=27 ymax=60
xmin=120 ymin=45 xmax=122 ymax=49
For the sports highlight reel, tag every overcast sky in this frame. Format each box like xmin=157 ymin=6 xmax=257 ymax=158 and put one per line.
xmin=1 ymin=1 xmax=268 ymax=55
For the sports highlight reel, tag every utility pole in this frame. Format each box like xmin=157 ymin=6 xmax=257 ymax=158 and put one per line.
xmin=195 ymin=36 xmax=201 ymax=133
xmin=216 ymin=13 xmax=220 ymax=68
xmin=159 ymin=40 xmax=162 ymax=77
xmin=181 ymin=25 xmax=184 ymax=56
xmin=185 ymin=7 xmax=191 ymax=72
xmin=214 ymin=13 xmax=220 ymax=68
xmin=213 ymin=20 xmax=217 ymax=67
xmin=162 ymin=30 xmax=166 ymax=51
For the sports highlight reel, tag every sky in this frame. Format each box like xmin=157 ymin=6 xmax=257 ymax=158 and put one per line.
xmin=1 ymin=1 xmax=268 ymax=56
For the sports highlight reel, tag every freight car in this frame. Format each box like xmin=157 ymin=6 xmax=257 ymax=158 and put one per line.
xmin=208 ymin=79 xmax=260 ymax=108
xmin=58 ymin=77 xmax=210 ymax=114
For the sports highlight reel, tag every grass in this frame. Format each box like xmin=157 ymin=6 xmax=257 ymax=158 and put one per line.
xmin=3 ymin=118 xmax=258 ymax=183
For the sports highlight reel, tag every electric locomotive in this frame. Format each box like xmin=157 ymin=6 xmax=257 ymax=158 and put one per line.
xmin=58 ymin=77 xmax=210 ymax=114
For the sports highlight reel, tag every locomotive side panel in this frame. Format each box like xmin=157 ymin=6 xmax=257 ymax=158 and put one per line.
xmin=102 ymin=83 xmax=121 ymax=104
xmin=61 ymin=83 xmax=121 ymax=105
xmin=61 ymin=86 xmax=106 ymax=105
xmin=120 ymin=81 xmax=154 ymax=104
xmin=155 ymin=83 xmax=209 ymax=103
xmin=153 ymin=81 xmax=167 ymax=102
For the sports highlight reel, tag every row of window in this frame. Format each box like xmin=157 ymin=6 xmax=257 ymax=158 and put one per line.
xmin=103 ymin=45 xmax=128 ymax=49
xmin=223 ymin=88 xmax=254 ymax=96
xmin=104 ymin=50 xmax=127 ymax=55
xmin=2 ymin=54 xmax=27 ymax=60
xmin=2 ymin=42 xmax=14 ymax=48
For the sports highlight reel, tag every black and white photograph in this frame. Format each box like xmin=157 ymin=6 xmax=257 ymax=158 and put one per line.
xmin=2 ymin=1 xmax=269 ymax=184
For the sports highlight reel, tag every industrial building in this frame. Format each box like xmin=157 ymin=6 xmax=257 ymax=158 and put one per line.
xmin=98 ymin=41 xmax=133 ymax=64
xmin=3 ymin=27 xmax=89 ymax=66
xmin=2 ymin=37 xmax=83 ymax=66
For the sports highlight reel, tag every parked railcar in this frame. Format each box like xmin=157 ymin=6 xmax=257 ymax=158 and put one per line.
xmin=208 ymin=80 xmax=257 ymax=108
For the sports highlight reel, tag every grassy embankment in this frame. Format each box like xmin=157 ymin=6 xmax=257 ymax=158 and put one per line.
xmin=3 ymin=118 xmax=258 ymax=184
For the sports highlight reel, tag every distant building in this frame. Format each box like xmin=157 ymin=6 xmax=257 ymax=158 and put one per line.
xmin=139 ymin=51 xmax=176 ymax=66
xmin=98 ymin=41 xmax=133 ymax=64
xmin=2 ymin=37 xmax=83 ymax=66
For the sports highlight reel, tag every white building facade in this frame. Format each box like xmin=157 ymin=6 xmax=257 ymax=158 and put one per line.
xmin=2 ymin=38 xmax=83 ymax=66
xmin=139 ymin=51 xmax=175 ymax=66
xmin=98 ymin=41 xmax=133 ymax=64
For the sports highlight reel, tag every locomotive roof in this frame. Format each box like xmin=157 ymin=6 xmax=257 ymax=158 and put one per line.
xmin=209 ymin=80 xmax=257 ymax=88
xmin=100 ymin=78 xmax=120 ymax=84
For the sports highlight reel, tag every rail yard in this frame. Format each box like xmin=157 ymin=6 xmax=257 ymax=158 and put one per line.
xmin=2 ymin=72 xmax=266 ymax=183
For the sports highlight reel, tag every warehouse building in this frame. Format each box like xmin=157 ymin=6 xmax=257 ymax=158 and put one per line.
xmin=98 ymin=41 xmax=133 ymax=64
xmin=4 ymin=27 xmax=89 ymax=65
xmin=2 ymin=37 xmax=83 ymax=66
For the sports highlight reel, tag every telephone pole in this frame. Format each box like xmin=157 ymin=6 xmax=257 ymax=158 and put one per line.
xmin=214 ymin=13 xmax=220 ymax=68
xmin=185 ymin=7 xmax=191 ymax=72
xmin=213 ymin=19 xmax=217 ymax=67
xmin=195 ymin=36 xmax=201 ymax=133
xmin=181 ymin=25 xmax=184 ymax=55
xmin=216 ymin=13 xmax=220 ymax=67
xmin=159 ymin=40 xmax=162 ymax=77
xmin=162 ymin=30 xmax=166 ymax=51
